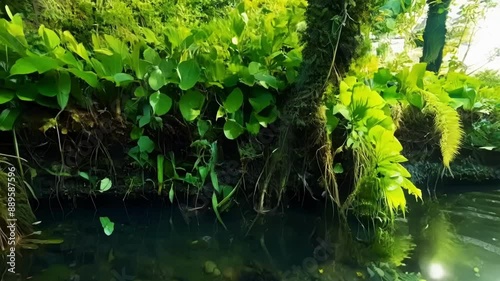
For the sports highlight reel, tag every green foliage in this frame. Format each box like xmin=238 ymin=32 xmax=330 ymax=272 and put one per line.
xmin=333 ymin=76 xmax=422 ymax=217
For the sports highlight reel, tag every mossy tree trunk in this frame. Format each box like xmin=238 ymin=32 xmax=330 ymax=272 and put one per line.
xmin=421 ymin=0 xmax=452 ymax=72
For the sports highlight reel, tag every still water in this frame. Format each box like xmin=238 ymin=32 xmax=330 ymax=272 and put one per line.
xmin=2 ymin=188 xmax=500 ymax=281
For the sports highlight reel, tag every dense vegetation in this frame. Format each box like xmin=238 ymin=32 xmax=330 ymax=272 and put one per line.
xmin=0 ymin=0 xmax=499 ymax=279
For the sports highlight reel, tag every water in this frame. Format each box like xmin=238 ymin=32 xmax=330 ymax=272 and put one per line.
xmin=4 ymin=199 xmax=336 ymax=281
xmin=3 ymin=187 xmax=500 ymax=281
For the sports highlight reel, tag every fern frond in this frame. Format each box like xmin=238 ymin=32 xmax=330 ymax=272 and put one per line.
xmin=420 ymin=90 xmax=464 ymax=168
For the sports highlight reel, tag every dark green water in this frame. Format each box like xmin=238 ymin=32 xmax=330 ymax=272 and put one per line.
xmin=2 ymin=188 xmax=500 ymax=281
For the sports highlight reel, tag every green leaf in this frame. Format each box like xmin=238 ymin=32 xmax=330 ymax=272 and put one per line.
xmin=143 ymin=47 xmax=161 ymax=65
xmin=113 ymin=73 xmax=134 ymax=86
xmin=17 ymin=84 xmax=38 ymax=101
xmin=177 ymin=59 xmax=201 ymax=90
xmin=197 ymin=119 xmax=210 ymax=137
xmin=248 ymin=62 xmax=262 ymax=75
xmin=199 ymin=166 xmax=209 ymax=183
xmin=9 ymin=58 xmax=37 ymax=75
xmin=333 ymin=163 xmax=344 ymax=174
xmin=139 ymin=115 xmax=151 ymax=127
xmin=179 ymin=90 xmax=205 ymax=121
xmin=249 ymin=89 xmax=274 ymax=113
xmin=134 ymin=86 xmax=147 ymax=98
xmin=224 ymin=88 xmax=244 ymax=113
xmin=0 ymin=89 xmax=15 ymax=104
xmin=169 ymin=183 xmax=175 ymax=203
xmin=148 ymin=69 xmax=165 ymax=91
xmin=212 ymin=193 xmax=227 ymax=230
xmin=99 ymin=177 xmax=112 ymax=192
xmin=0 ymin=108 xmax=20 ymax=131
xmin=11 ymin=56 xmax=60 ymax=75
xmin=211 ymin=169 xmax=220 ymax=193
xmin=39 ymin=25 xmax=60 ymax=50
xmin=149 ymin=92 xmax=172 ymax=116
xmin=67 ymin=68 xmax=99 ymax=87
xmin=99 ymin=217 xmax=115 ymax=236
xmin=223 ymin=119 xmax=245 ymax=140
xmin=79 ymin=171 xmax=90 ymax=180
xmin=130 ymin=126 xmax=143 ymax=140
xmin=138 ymin=136 xmax=155 ymax=153
xmin=57 ymin=71 xmax=71 ymax=109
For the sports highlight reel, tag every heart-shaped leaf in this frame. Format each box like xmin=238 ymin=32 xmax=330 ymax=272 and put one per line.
xmin=179 ymin=90 xmax=205 ymax=121
xmin=149 ymin=92 xmax=172 ymax=116
xmin=177 ymin=59 xmax=200 ymax=90
xmin=223 ymin=119 xmax=245 ymax=140
xmin=138 ymin=136 xmax=155 ymax=153
xmin=223 ymin=88 xmax=244 ymax=113
xmin=148 ymin=69 xmax=165 ymax=91
xmin=99 ymin=217 xmax=115 ymax=236
xmin=99 ymin=177 xmax=112 ymax=192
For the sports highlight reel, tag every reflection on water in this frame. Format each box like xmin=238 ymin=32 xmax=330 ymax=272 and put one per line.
xmin=8 ymin=199 xmax=332 ymax=281
xmin=3 ymin=188 xmax=500 ymax=281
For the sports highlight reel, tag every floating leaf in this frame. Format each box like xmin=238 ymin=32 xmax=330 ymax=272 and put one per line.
xmin=177 ymin=59 xmax=200 ymax=90
xmin=223 ymin=88 xmax=244 ymax=113
xmin=99 ymin=177 xmax=112 ymax=192
xmin=99 ymin=217 xmax=115 ymax=236
xmin=149 ymin=92 xmax=172 ymax=116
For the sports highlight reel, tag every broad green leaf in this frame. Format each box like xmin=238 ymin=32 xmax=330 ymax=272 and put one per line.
xmin=148 ymin=69 xmax=165 ymax=91
xmin=0 ymin=108 xmax=20 ymax=131
xmin=130 ymin=126 xmax=143 ymax=140
xmin=67 ymin=68 xmax=99 ymax=87
xmin=197 ymin=119 xmax=210 ymax=137
xmin=248 ymin=62 xmax=262 ymax=75
xmin=149 ymin=92 xmax=172 ymax=116
xmin=99 ymin=217 xmax=115 ymax=236
xmin=223 ymin=119 xmax=245 ymax=140
xmin=0 ymin=89 xmax=15 ymax=104
xmin=143 ymin=47 xmax=161 ymax=65
xmin=99 ymin=177 xmax=112 ymax=192
xmin=57 ymin=71 xmax=71 ymax=109
xmin=37 ymin=74 xmax=58 ymax=97
xmin=224 ymin=88 xmax=244 ymax=113
xmin=249 ymin=89 xmax=273 ymax=113
xmin=177 ymin=60 xmax=201 ymax=90
xmin=113 ymin=73 xmax=134 ymax=86
xmin=9 ymin=58 xmax=38 ymax=75
xmin=179 ymin=90 xmax=205 ymax=121
xmin=138 ymin=115 xmax=151 ymax=127
xmin=17 ymin=84 xmax=38 ymax=101
xmin=246 ymin=115 xmax=261 ymax=135
xmin=39 ymin=25 xmax=60 ymax=50
xmin=138 ymin=136 xmax=154 ymax=153
xmin=134 ymin=86 xmax=147 ymax=97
